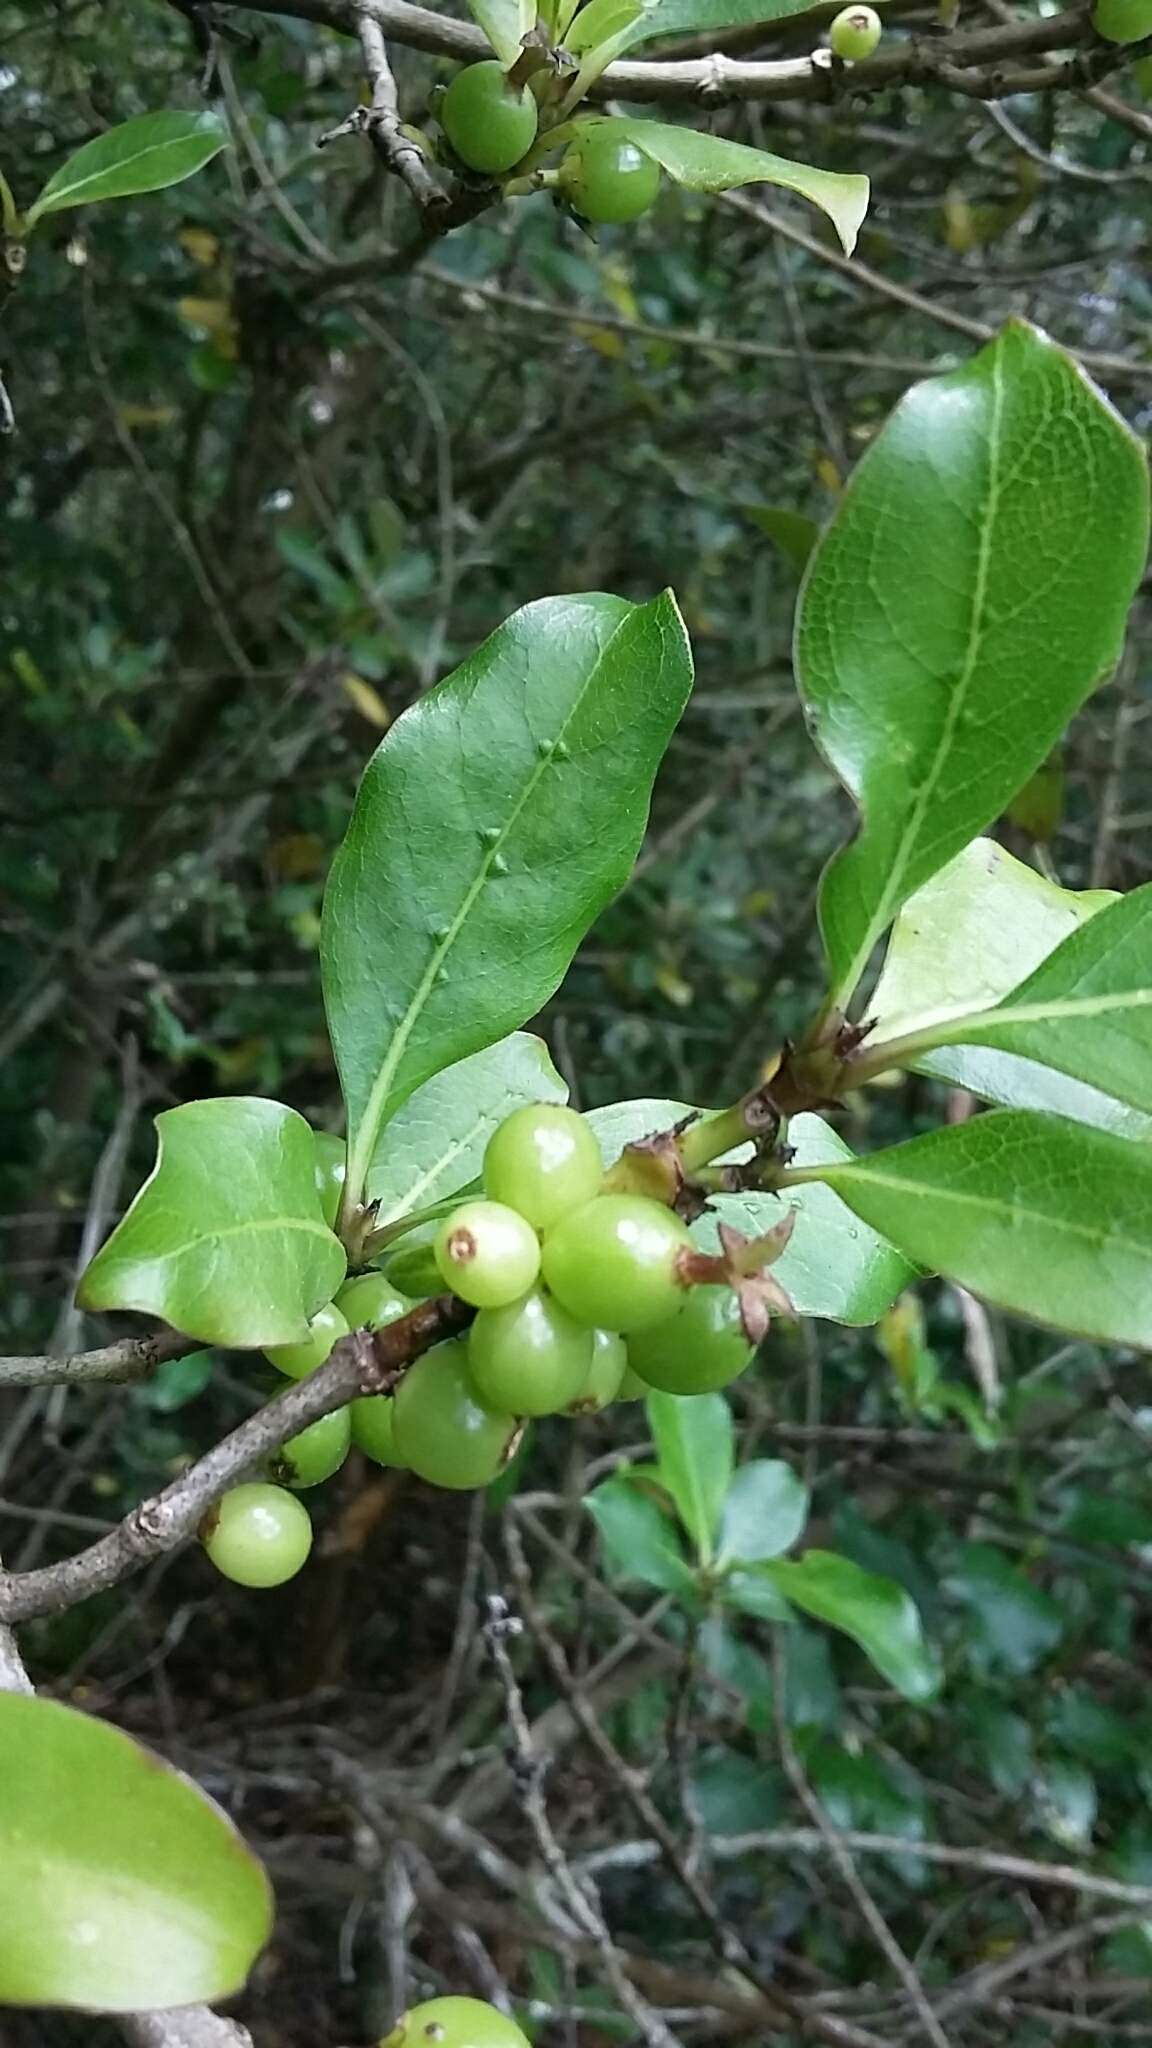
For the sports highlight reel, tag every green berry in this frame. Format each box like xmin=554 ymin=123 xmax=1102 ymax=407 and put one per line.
xmin=272 ymin=1405 xmax=352 ymax=1489
xmin=351 ymin=1393 xmax=407 ymax=1468
xmin=435 ymin=1199 xmax=541 ymax=1309
xmin=265 ymin=1299 xmax=349 ymax=1380
xmin=393 ymin=1339 xmax=518 ymax=1489
xmin=828 ymin=4 xmax=882 ymax=58
xmin=1093 ymin=0 xmax=1152 ymax=38
xmin=627 ymin=1285 xmax=753 ymax=1394
xmin=441 ymin=60 xmax=539 ymax=175
xmin=382 ymin=1224 xmax=443 ymax=1299
xmin=313 ymin=1131 xmax=347 ymax=1229
xmin=542 ymin=1195 xmax=691 ymax=1333
xmin=381 ymin=1995 xmax=530 ymax=2048
xmin=469 ymin=1288 xmax=593 ymax=1416
xmin=484 ymin=1103 xmax=602 ymax=1231
xmin=337 ymin=1271 xmax=412 ymax=1332
xmin=201 ymin=1483 xmax=312 ymax=1588
xmin=561 ymin=125 xmax=661 ymax=224
xmin=616 ymin=1363 xmax=649 ymax=1401
xmin=565 ymin=1327 xmax=628 ymax=1415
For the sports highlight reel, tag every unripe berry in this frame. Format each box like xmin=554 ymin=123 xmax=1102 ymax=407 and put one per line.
xmin=441 ymin=60 xmax=539 ymax=175
xmin=351 ymin=1392 xmax=406 ymax=1468
xmin=469 ymin=1288 xmax=593 ymax=1416
xmin=627 ymin=1285 xmax=753 ymax=1394
xmin=273 ymin=1405 xmax=352 ymax=1489
xmin=564 ymin=1327 xmax=628 ymax=1415
xmin=483 ymin=1103 xmax=603 ymax=1231
xmin=313 ymin=1130 xmax=347 ymax=1229
xmin=435 ymin=1199 xmax=541 ymax=1309
xmin=201 ymin=1483 xmax=312 ymax=1587
xmin=337 ymin=1271 xmax=412 ymax=1332
xmin=561 ymin=126 xmax=661 ymax=224
xmin=393 ymin=1338 xmax=518 ymax=1489
xmin=265 ymin=1299 xmax=349 ymax=1380
xmin=381 ymin=1995 xmax=531 ymax=2048
xmin=541 ymin=1194 xmax=691 ymax=1332
xmin=828 ymin=5 xmax=882 ymax=58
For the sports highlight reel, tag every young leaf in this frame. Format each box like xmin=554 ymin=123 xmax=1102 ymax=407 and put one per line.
xmin=322 ymin=593 xmax=692 ymax=1210
xmin=25 ymin=111 xmax=228 ymax=225
xmin=588 ymin=1100 xmax=915 ymax=1322
xmin=586 ymin=1474 xmax=696 ymax=1593
xmin=789 ymin=1108 xmax=1152 ymax=1346
xmin=566 ymin=0 xmax=657 ymax=52
xmin=77 ymin=1098 xmax=346 ymax=1349
xmin=762 ymin=1552 xmax=940 ymax=1700
xmin=610 ymin=118 xmax=869 ymax=256
xmin=366 ymin=1032 xmax=567 ymax=1221
xmin=0 ymin=1695 xmax=272 ymax=2011
xmin=908 ymin=882 xmax=1152 ymax=1116
xmin=868 ymin=839 xmax=1149 ymax=1138
xmin=795 ymin=321 xmax=1150 ymax=1010
xmin=718 ymin=1458 xmax=809 ymax=1565
xmin=646 ymin=1391 xmax=733 ymax=1564
xmin=467 ymin=0 xmax=535 ymax=64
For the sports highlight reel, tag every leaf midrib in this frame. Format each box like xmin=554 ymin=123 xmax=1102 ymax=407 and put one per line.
xmin=33 ymin=132 xmax=210 ymax=215
xmin=833 ymin=346 xmax=1007 ymax=1007
xmin=348 ymin=607 xmax=631 ymax=1199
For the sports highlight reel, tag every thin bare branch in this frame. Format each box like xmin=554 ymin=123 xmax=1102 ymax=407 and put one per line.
xmin=0 ymin=1327 xmax=197 ymax=1389
xmin=217 ymin=0 xmax=1141 ymax=107
xmin=0 ymin=1296 xmax=472 ymax=1621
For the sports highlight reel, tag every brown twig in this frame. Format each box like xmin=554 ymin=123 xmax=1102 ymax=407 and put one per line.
xmin=0 ymin=1327 xmax=197 ymax=1389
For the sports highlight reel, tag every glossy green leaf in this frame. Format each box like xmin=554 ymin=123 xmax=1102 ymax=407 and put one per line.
xmin=367 ymin=1032 xmax=567 ymax=1221
xmin=792 ymin=1108 xmax=1152 ymax=1345
xmin=646 ymin=1391 xmax=733 ymax=1564
xmin=946 ymin=1542 xmax=1063 ymax=1675
xmin=612 ymin=0 xmax=820 ymax=46
xmin=0 ymin=1695 xmax=272 ymax=2011
xmin=77 ymin=1098 xmax=346 ymax=1348
xmin=588 ymin=1102 xmax=915 ymax=1324
xmin=905 ymin=882 xmax=1152 ymax=1116
xmin=322 ymin=593 xmax=692 ymax=1209
xmin=719 ymin=1458 xmax=809 ymax=1565
xmin=468 ymin=0 xmax=535 ymax=63
xmin=25 ymin=111 xmax=228 ymax=225
xmin=763 ymin=1552 xmax=941 ymax=1700
xmin=795 ymin=321 xmax=1150 ymax=1009
xmin=609 ymin=118 xmax=868 ymax=256
xmin=868 ymin=839 xmax=1149 ymax=1138
xmin=586 ymin=1474 xmax=695 ymax=1593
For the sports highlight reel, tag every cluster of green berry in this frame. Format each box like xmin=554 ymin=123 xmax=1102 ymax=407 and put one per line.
xmin=201 ymin=1104 xmax=756 ymax=1589
xmin=440 ymin=64 xmax=661 ymax=223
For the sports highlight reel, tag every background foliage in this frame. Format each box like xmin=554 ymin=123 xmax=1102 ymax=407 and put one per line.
xmin=3 ymin=0 xmax=1152 ymax=2041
